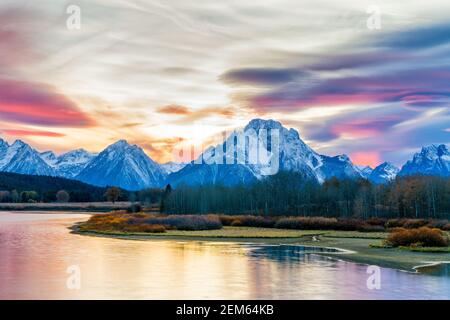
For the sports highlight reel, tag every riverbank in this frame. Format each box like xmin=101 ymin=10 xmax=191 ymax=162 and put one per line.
xmin=0 ymin=202 xmax=132 ymax=212
xmin=72 ymin=224 xmax=450 ymax=273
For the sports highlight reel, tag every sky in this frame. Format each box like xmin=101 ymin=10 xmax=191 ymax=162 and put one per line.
xmin=0 ymin=0 xmax=449 ymax=167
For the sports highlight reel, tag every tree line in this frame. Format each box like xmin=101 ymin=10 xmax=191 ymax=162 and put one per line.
xmin=162 ymin=172 xmax=450 ymax=219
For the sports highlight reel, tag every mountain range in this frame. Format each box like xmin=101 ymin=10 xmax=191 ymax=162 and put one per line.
xmin=0 ymin=119 xmax=448 ymax=190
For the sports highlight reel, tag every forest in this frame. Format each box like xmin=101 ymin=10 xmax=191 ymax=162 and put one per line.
xmin=1 ymin=171 xmax=449 ymax=219
xmin=0 ymin=172 xmax=110 ymax=202
xmin=162 ymin=172 xmax=450 ymax=219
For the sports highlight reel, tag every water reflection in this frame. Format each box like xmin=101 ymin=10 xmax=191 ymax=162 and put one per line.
xmin=0 ymin=212 xmax=449 ymax=300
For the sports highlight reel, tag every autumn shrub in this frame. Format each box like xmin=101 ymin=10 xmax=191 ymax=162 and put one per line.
xmin=366 ymin=218 xmax=387 ymax=227
xmin=386 ymin=219 xmax=426 ymax=229
xmin=83 ymin=213 xmax=222 ymax=232
xmin=387 ymin=227 xmax=448 ymax=247
xmin=219 ymin=215 xmax=236 ymax=226
xmin=335 ymin=218 xmax=365 ymax=231
xmin=357 ymin=224 xmax=385 ymax=232
xmin=121 ymin=224 xmax=166 ymax=233
xmin=385 ymin=219 xmax=405 ymax=229
xmin=230 ymin=218 xmax=243 ymax=227
xmin=81 ymin=213 xmax=128 ymax=231
xmin=219 ymin=215 xmax=276 ymax=228
xmin=403 ymin=219 xmax=428 ymax=229
xmin=273 ymin=217 xmax=301 ymax=229
xmin=135 ymin=215 xmax=222 ymax=231
xmin=132 ymin=212 xmax=150 ymax=219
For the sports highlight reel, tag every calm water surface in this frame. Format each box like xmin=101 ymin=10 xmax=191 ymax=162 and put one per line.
xmin=0 ymin=212 xmax=449 ymax=300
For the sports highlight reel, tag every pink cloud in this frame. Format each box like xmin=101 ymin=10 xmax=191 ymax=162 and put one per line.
xmin=0 ymin=78 xmax=94 ymax=127
xmin=329 ymin=116 xmax=401 ymax=139
xmin=1 ymin=129 xmax=65 ymax=138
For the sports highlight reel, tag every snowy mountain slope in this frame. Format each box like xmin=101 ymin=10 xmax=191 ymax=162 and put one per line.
xmin=167 ymin=163 xmax=257 ymax=187
xmin=161 ymin=162 xmax=186 ymax=174
xmin=398 ymin=144 xmax=450 ymax=177
xmin=0 ymin=140 xmax=56 ymax=176
xmin=40 ymin=151 xmax=58 ymax=166
xmin=317 ymin=154 xmax=363 ymax=181
xmin=0 ymin=139 xmax=10 ymax=168
xmin=358 ymin=166 xmax=373 ymax=179
xmin=168 ymin=119 xmax=364 ymax=186
xmin=368 ymin=162 xmax=399 ymax=184
xmin=76 ymin=140 xmax=166 ymax=190
xmin=53 ymin=149 xmax=96 ymax=178
xmin=244 ymin=119 xmax=321 ymax=180
xmin=39 ymin=149 xmax=95 ymax=178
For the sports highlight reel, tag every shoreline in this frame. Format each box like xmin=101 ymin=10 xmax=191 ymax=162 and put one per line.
xmin=70 ymin=224 xmax=450 ymax=275
xmin=0 ymin=202 xmax=132 ymax=212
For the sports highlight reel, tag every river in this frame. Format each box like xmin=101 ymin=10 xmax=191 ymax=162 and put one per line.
xmin=0 ymin=212 xmax=449 ymax=299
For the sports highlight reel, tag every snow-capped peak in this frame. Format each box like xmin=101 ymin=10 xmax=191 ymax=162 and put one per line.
xmin=368 ymin=162 xmax=399 ymax=184
xmin=40 ymin=151 xmax=58 ymax=165
xmin=418 ymin=144 xmax=448 ymax=159
xmin=358 ymin=166 xmax=373 ymax=178
xmin=50 ymin=148 xmax=96 ymax=178
xmin=58 ymin=149 xmax=94 ymax=162
xmin=0 ymin=138 xmax=9 ymax=148
xmin=76 ymin=139 xmax=165 ymax=190
xmin=109 ymin=139 xmax=132 ymax=149
xmin=244 ymin=118 xmax=283 ymax=131
xmin=169 ymin=118 xmax=363 ymax=186
xmin=11 ymin=139 xmax=27 ymax=148
xmin=0 ymin=139 xmax=55 ymax=176
xmin=399 ymin=144 xmax=450 ymax=177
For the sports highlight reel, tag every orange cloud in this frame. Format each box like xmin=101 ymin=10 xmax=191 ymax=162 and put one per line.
xmin=157 ymin=104 xmax=190 ymax=115
xmin=157 ymin=104 xmax=235 ymax=120
xmin=131 ymin=137 xmax=186 ymax=163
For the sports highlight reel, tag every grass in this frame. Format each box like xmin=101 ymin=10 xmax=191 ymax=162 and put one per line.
xmin=79 ymin=226 xmax=327 ymax=238
xmin=399 ymin=246 xmax=450 ymax=253
xmin=323 ymin=231 xmax=387 ymax=239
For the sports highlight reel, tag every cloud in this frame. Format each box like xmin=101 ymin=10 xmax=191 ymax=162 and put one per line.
xmin=244 ymin=68 xmax=450 ymax=112
xmin=330 ymin=116 xmax=402 ymax=139
xmin=157 ymin=104 xmax=191 ymax=115
xmin=120 ymin=122 xmax=143 ymax=128
xmin=378 ymin=23 xmax=450 ymax=50
xmin=0 ymin=78 xmax=94 ymax=127
xmin=0 ymin=129 xmax=65 ymax=138
xmin=0 ymin=8 xmax=38 ymax=68
xmin=157 ymin=104 xmax=235 ymax=122
xmin=221 ymin=68 xmax=308 ymax=86
xmin=131 ymin=137 xmax=186 ymax=162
